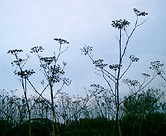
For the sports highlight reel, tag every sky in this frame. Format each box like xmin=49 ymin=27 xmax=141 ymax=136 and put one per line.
xmin=0 ymin=0 xmax=166 ymax=98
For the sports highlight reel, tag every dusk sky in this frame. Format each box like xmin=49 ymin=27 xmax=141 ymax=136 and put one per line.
xmin=0 ymin=0 xmax=165 ymax=98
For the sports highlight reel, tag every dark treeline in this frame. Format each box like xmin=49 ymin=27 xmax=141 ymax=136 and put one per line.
xmin=0 ymin=88 xmax=166 ymax=136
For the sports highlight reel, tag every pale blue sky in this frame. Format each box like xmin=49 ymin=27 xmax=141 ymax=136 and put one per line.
xmin=0 ymin=0 xmax=165 ymax=97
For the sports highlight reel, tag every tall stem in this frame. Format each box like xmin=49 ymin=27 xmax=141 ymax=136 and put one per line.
xmin=24 ymin=78 xmax=31 ymax=136
xmin=115 ymin=29 xmax=122 ymax=136
xmin=14 ymin=53 xmax=31 ymax=136
xmin=50 ymin=83 xmax=60 ymax=136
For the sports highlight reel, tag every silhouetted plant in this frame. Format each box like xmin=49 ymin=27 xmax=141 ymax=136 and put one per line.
xmin=8 ymin=49 xmax=34 ymax=136
xmin=81 ymin=8 xmax=148 ymax=136
xmin=8 ymin=38 xmax=71 ymax=136
xmin=30 ymin=38 xmax=71 ymax=136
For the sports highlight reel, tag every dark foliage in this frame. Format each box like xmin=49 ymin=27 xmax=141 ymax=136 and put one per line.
xmin=121 ymin=113 xmax=166 ymax=136
xmin=5 ymin=119 xmax=62 ymax=136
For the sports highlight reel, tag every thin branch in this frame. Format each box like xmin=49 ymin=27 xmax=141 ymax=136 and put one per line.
xmin=87 ymin=51 xmax=116 ymax=80
xmin=102 ymin=71 xmax=116 ymax=97
xmin=122 ymin=17 xmax=147 ymax=59
xmin=120 ymin=62 xmax=132 ymax=80
xmin=27 ymin=78 xmax=51 ymax=110
xmin=56 ymin=45 xmax=69 ymax=64
xmin=139 ymin=73 xmax=157 ymax=91
xmin=103 ymin=69 xmax=116 ymax=81
xmin=37 ymin=53 xmax=49 ymax=80
xmin=160 ymin=74 xmax=166 ymax=82
xmin=120 ymin=73 xmax=158 ymax=105
xmin=136 ymin=19 xmax=147 ymax=27
xmin=21 ymin=56 xmax=30 ymax=69
xmin=54 ymin=84 xmax=65 ymax=97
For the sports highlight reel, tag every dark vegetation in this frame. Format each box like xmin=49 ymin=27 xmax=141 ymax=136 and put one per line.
xmin=1 ymin=8 xmax=166 ymax=136
xmin=1 ymin=88 xmax=166 ymax=136
xmin=0 ymin=89 xmax=166 ymax=136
